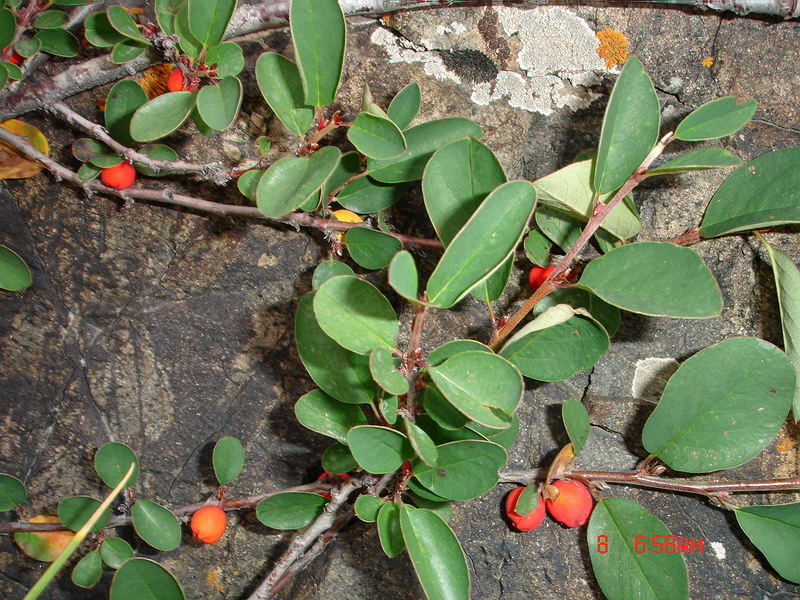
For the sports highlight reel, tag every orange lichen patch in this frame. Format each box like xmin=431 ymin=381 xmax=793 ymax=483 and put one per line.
xmin=595 ymin=28 xmax=629 ymax=69
xmin=98 ymin=63 xmax=174 ymax=111
xmin=701 ymin=56 xmax=714 ymax=68
xmin=776 ymin=438 xmax=794 ymax=453
xmin=123 ymin=6 xmax=145 ymax=16
xmin=207 ymin=568 xmax=224 ymax=592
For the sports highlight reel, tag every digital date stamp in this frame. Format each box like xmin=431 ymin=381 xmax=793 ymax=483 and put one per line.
xmin=596 ymin=535 xmax=704 ymax=554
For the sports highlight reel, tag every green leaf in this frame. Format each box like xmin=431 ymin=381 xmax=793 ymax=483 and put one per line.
xmin=188 ymin=0 xmax=236 ymax=46
xmin=523 ymin=230 xmax=552 ymax=266
xmin=131 ymin=500 xmax=181 ymax=551
xmin=14 ymin=37 xmax=41 ymax=58
xmin=256 ymin=492 xmax=328 ymax=530
xmin=348 ymin=112 xmax=407 ymax=159
xmin=423 ymin=137 xmax=506 ymax=245
xmin=0 ymin=64 xmax=8 ymax=91
xmin=413 ymin=440 xmax=506 ymax=501
xmin=588 ymin=498 xmax=688 ymax=600
xmin=400 ymin=505 xmax=469 ymax=600
xmin=377 ymin=502 xmax=405 ymax=557
xmin=420 ymin=387 xmax=470 ymax=431
xmin=71 ymin=550 xmax=103 ymax=588
xmin=295 ymin=389 xmax=368 ymax=444
xmin=344 ymin=227 xmax=402 ymax=270
xmin=295 ymin=292 xmax=377 ymax=404
xmin=405 ymin=492 xmax=453 ymax=523
xmin=78 ymin=163 xmax=102 ymax=182
xmin=562 ymin=399 xmax=590 ymax=455
xmin=205 ymin=42 xmax=244 ymax=78
xmin=106 ymin=5 xmax=148 ymax=43
xmin=291 ymin=0 xmax=346 ymax=106
xmin=34 ymin=28 xmax=79 ymax=57
xmin=196 ymin=76 xmax=242 ymax=130
xmin=105 ymin=79 xmax=147 ymax=146
xmin=471 ymin=256 xmax=513 ymax=303
xmin=94 ymin=442 xmax=140 ymax=488
xmin=369 ymin=118 xmax=484 ymax=183
xmin=111 ymin=40 xmax=147 ymax=64
xmin=734 ymin=502 xmax=800 ymax=583
xmin=387 ymin=82 xmax=421 ymax=129
xmin=0 ymin=9 xmax=15 ymax=50
xmin=642 ymin=337 xmax=794 ymax=472
xmin=647 ymin=147 xmax=742 ymax=176
xmin=110 ymin=559 xmax=185 ymax=600
xmin=322 ymin=442 xmax=358 ymax=474
xmin=427 ymin=351 xmax=522 ymax=429
xmin=85 ymin=11 xmax=126 ymax=47
xmin=212 ymin=436 xmax=244 ymax=486
xmin=347 ymin=425 xmax=412 ymax=473
xmin=427 ymin=340 xmax=491 ymax=367
xmin=0 ymin=245 xmax=32 ymax=291
xmin=379 ymin=393 xmax=399 ymax=424
xmin=761 ymin=239 xmax=800 ymax=423
xmin=0 ymin=473 xmax=26 ymax=511
xmin=72 ymin=138 xmax=104 ymax=162
xmin=2 ymin=60 xmax=21 ymax=80
xmin=89 ymin=153 xmax=124 ymax=169
xmin=312 ymin=260 xmax=354 ymax=290
xmin=155 ymin=0 xmax=182 ymax=36
xmin=369 ymin=346 xmax=408 ymax=396
xmin=403 ymin=418 xmax=438 ymax=467
xmin=532 ymin=287 xmax=620 ymax=337
xmin=100 ymin=537 xmax=134 ymax=569
xmin=426 ymin=181 xmax=536 ymax=308
xmin=134 ymin=144 xmax=179 ymax=177
xmin=515 ymin=484 xmax=540 ymax=516
xmin=700 ymin=147 xmax=800 ymax=237
xmin=355 ymin=495 xmax=384 ymax=522
xmin=675 ymin=97 xmax=757 ymax=141
xmin=313 ymin=275 xmax=398 ymax=355
xmin=58 ymin=496 xmax=110 ymax=533
xmin=237 ymin=169 xmax=263 ymax=201
xmin=499 ymin=312 xmax=609 ymax=382
xmin=594 ymin=55 xmax=660 ymax=194
xmin=577 ymin=242 xmax=722 ymax=318
xmin=472 ymin=413 xmax=519 ymax=451
xmin=256 ymin=136 xmax=271 ymax=156
xmin=337 ymin=176 xmax=407 ymax=214
xmin=255 ymin=52 xmax=314 ymax=137
xmin=256 ymin=146 xmax=340 ymax=217
xmin=388 ymin=250 xmax=419 ymax=301
xmin=174 ymin=5 xmax=201 ymax=59
xmin=34 ymin=10 xmax=69 ymax=29
xmin=130 ymin=92 xmax=197 ymax=142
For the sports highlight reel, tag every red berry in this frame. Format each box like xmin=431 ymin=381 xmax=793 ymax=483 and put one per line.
xmin=505 ymin=486 xmax=546 ymax=532
xmin=545 ymin=480 xmax=594 ymax=528
xmin=528 ymin=265 xmax=555 ymax=291
xmin=190 ymin=505 xmax=227 ymax=544
xmin=7 ymin=51 xmax=23 ymax=65
xmin=101 ymin=161 xmax=136 ymax=190
xmin=167 ymin=67 xmax=185 ymax=92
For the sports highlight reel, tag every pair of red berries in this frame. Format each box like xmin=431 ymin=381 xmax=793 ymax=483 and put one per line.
xmin=505 ymin=480 xmax=594 ymax=532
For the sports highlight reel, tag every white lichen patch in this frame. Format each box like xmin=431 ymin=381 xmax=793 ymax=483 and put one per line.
xmin=370 ymin=27 xmax=461 ymax=85
xmin=710 ymin=541 xmax=727 ymax=560
xmin=631 ymin=357 xmax=680 ymax=400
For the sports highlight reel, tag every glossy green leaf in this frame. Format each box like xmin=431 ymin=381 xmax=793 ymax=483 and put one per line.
xmin=344 ymin=227 xmax=402 ymax=270
xmin=400 ymin=505 xmax=469 ymax=600
xmin=369 ymin=346 xmax=408 ymax=396
xmin=594 ymin=56 xmax=660 ymax=194
xmin=188 ymin=0 xmax=236 ymax=46
xmin=0 ymin=245 xmax=32 ymax=291
xmin=534 ymin=160 xmax=640 ymax=241
xmin=291 ymin=0 xmax=346 ymax=106
xmin=78 ymin=163 xmax=102 ymax=182
xmin=255 ymin=52 xmax=314 ymax=136
xmin=105 ymin=80 xmax=147 ymax=146
xmin=110 ymin=559 xmax=184 ymax=600
xmin=700 ymin=147 xmax=800 ymax=238
xmin=0 ymin=473 xmax=26 ymax=511
xmin=257 ymin=146 xmax=340 ymax=217
xmin=471 ymin=256 xmax=513 ymax=303
xmin=377 ymin=502 xmax=405 ymax=557
xmin=407 ymin=478 xmax=450 ymax=503
xmin=427 ymin=351 xmax=522 ymax=429
xmin=85 ymin=11 xmax=126 ymax=47
xmin=2 ymin=60 xmax=21 ymax=80
xmin=71 ymin=550 xmax=102 ymax=588
xmin=562 ymin=399 xmax=590 ymax=455
xmin=532 ymin=287 xmax=620 ymax=337
xmin=368 ymin=118 xmax=483 ymax=183
xmin=337 ymin=176 xmax=407 ymax=214
xmin=426 ymin=181 xmax=536 ymax=308
xmin=130 ymin=92 xmax=197 ymax=142
xmin=131 ymin=500 xmax=181 ymax=551
xmin=196 ymin=76 xmax=242 ymax=130
xmin=420 ymin=386 xmax=470 ymax=431
xmin=535 ymin=205 xmax=580 ymax=249
xmin=406 ymin=492 xmax=453 ymax=523
xmin=212 ymin=436 xmax=244 ymax=486
xmin=647 ymin=147 xmax=742 ymax=176
xmin=322 ymin=442 xmax=358 ymax=474
xmin=761 ymin=239 xmax=800 ymax=423
xmin=523 ymin=230 xmax=552 ymax=266
xmin=0 ymin=9 xmax=15 ymax=50
xmin=675 ymin=97 xmax=757 ymax=141
xmin=515 ymin=484 xmax=540 ymax=516
xmin=312 ymin=260 xmax=354 ymax=290
xmin=205 ymin=42 xmax=244 ymax=78
xmin=347 ymin=425 xmax=412 ymax=474
xmin=413 ymin=440 xmax=506 ymax=502
xmin=237 ymin=169 xmax=263 ymax=201
xmin=174 ymin=5 xmax=201 ymax=59
xmin=313 ymin=275 xmax=398 ymax=355
xmin=355 ymin=494 xmax=384 ymax=522
xmin=134 ymin=144 xmax=179 ymax=178
xmin=58 ymin=496 xmax=110 ymax=533
xmin=427 ymin=340 xmax=491 ymax=367
xmin=423 ymin=137 xmax=506 ymax=246
xmin=387 ymin=82 xmax=421 ymax=129
xmin=472 ymin=413 xmax=519 ymax=451
xmin=403 ymin=418 xmax=438 ymax=467
xmin=256 ymin=136 xmax=271 ymax=156
xmin=14 ymin=37 xmax=41 ymax=58
xmin=388 ymin=250 xmax=419 ymax=301
xmin=348 ymin=112 xmax=407 ymax=159
xmin=295 ymin=389 xmax=368 ymax=444
xmin=0 ymin=64 xmax=8 ymax=91
xmin=34 ymin=28 xmax=79 ymax=56
xmin=295 ymin=292 xmax=377 ymax=404
xmin=500 ymin=313 xmax=609 ymax=382
xmin=100 ymin=537 xmax=134 ymax=569
xmin=155 ymin=0 xmax=182 ymax=36
xmin=111 ymin=40 xmax=147 ymax=65
xmin=106 ymin=6 xmax=148 ymax=43
xmin=379 ymin=393 xmax=399 ymax=425
xmin=256 ymin=492 xmax=328 ymax=530
xmin=577 ymin=242 xmax=722 ymax=318
xmin=89 ymin=153 xmax=124 ymax=169
xmin=34 ymin=10 xmax=69 ymax=29
xmin=734 ymin=502 xmax=800 ymax=583
xmin=94 ymin=442 xmax=140 ymax=488
xmin=642 ymin=337 xmax=794 ymax=472
xmin=588 ymin=498 xmax=688 ymax=600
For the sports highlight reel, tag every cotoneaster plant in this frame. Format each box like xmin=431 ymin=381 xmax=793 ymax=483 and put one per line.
xmin=0 ymin=1 xmax=799 ymax=600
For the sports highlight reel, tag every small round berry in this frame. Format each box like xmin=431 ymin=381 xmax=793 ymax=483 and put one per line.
xmin=504 ymin=486 xmax=546 ymax=532
xmin=545 ymin=480 xmax=594 ymax=528
xmin=101 ymin=161 xmax=137 ymax=190
xmin=190 ymin=505 xmax=227 ymax=544
xmin=7 ymin=51 xmax=23 ymax=65
xmin=167 ymin=67 xmax=185 ymax=92
xmin=528 ymin=265 xmax=555 ymax=291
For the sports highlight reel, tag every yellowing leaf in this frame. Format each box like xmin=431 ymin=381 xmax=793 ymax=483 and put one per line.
xmin=0 ymin=119 xmax=49 ymax=180
xmin=14 ymin=516 xmax=75 ymax=562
